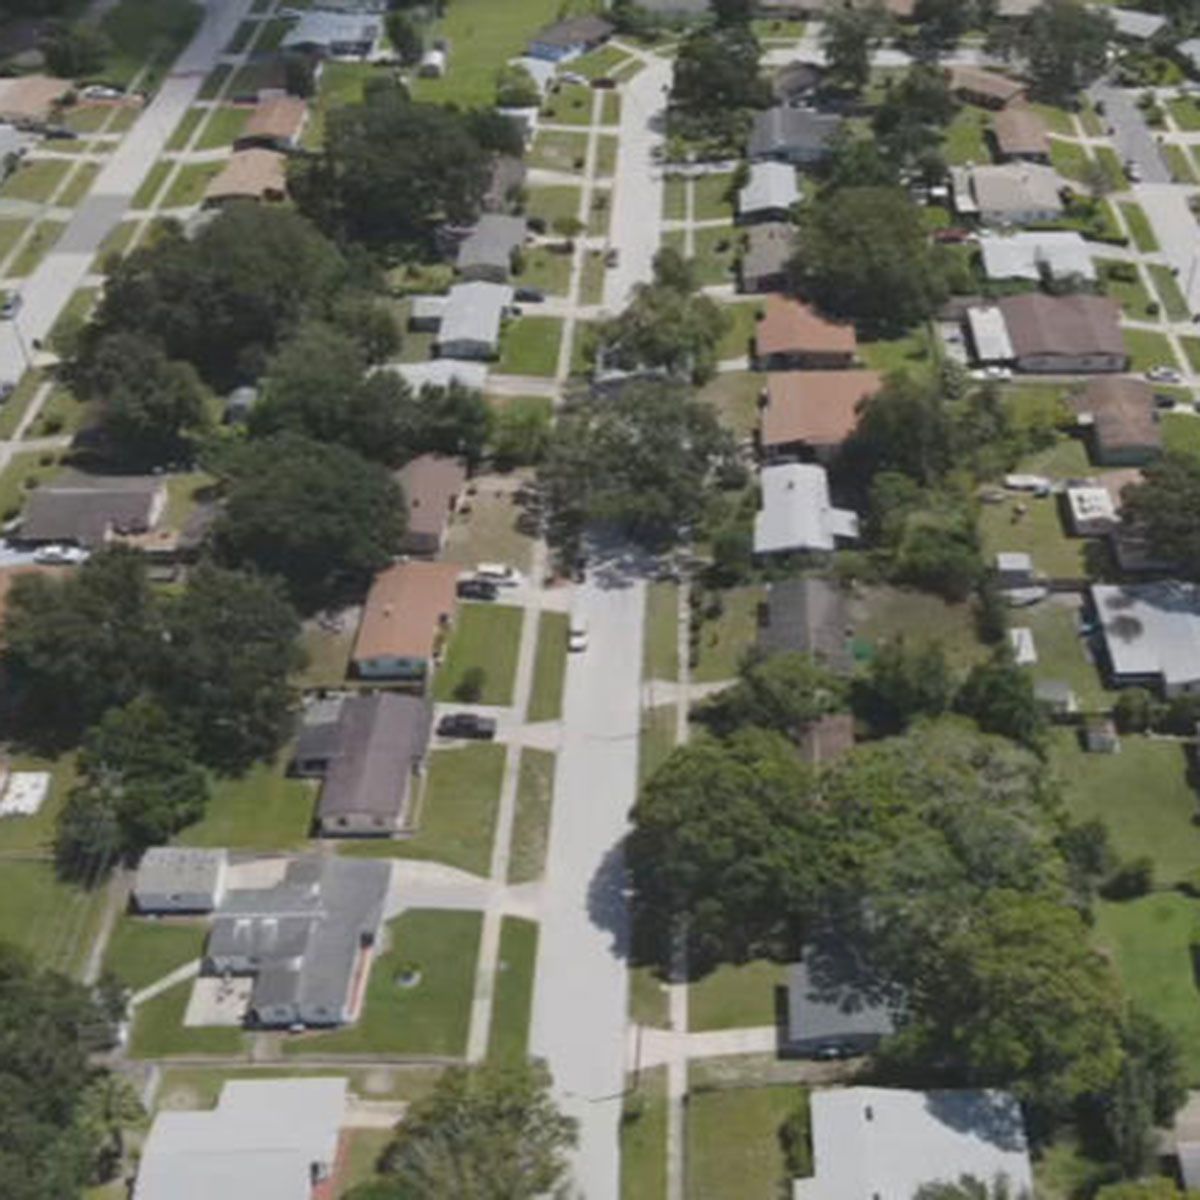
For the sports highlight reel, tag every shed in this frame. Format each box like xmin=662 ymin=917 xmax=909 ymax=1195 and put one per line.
xmin=747 ymin=106 xmax=843 ymax=164
xmin=1084 ymin=718 xmax=1120 ymax=754
xmin=134 ymin=847 xmax=228 ymax=914
xmin=995 ymin=551 xmax=1033 ymax=587
xmin=1009 ymin=625 xmax=1037 ymax=666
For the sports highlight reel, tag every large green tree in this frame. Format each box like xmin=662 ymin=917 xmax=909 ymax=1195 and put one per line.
xmin=1120 ymin=455 xmax=1200 ymax=578
xmin=669 ymin=23 xmax=770 ymax=144
xmin=991 ymin=0 xmax=1113 ymax=104
xmin=956 ymin=649 xmax=1046 ymax=751
xmin=820 ymin=2 xmax=892 ymax=93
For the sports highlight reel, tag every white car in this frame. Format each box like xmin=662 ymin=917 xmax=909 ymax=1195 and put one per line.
xmin=568 ymin=614 xmax=588 ymax=652
xmin=80 ymin=84 xmax=123 ymax=101
xmin=34 ymin=544 xmax=87 ymax=565
xmin=474 ymin=562 xmax=521 ymax=587
xmin=560 ymin=72 xmax=586 ymax=86
xmin=1145 ymin=365 xmax=1183 ymax=384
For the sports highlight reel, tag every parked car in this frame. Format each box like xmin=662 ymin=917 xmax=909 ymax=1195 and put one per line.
xmin=437 ymin=713 xmax=498 ymax=740
xmin=591 ymin=76 xmax=616 ymax=89
xmin=457 ymin=577 xmax=499 ymax=601
xmin=1146 ymin=365 xmax=1182 ymax=384
xmin=1154 ymin=391 xmax=1178 ymax=409
xmin=605 ymin=247 xmax=619 ymax=268
xmin=0 ymin=293 xmax=22 ymax=320
xmin=514 ymin=286 xmax=545 ymax=303
xmin=34 ymin=544 xmax=88 ymax=565
xmin=42 ymin=126 xmax=78 ymax=140
xmin=475 ymin=562 xmax=521 ymax=587
xmin=568 ymin=613 xmax=588 ymax=653
xmin=80 ymin=84 xmax=123 ymax=100
xmin=932 ymin=227 xmax=973 ymax=244
xmin=560 ymin=71 xmax=586 ymax=86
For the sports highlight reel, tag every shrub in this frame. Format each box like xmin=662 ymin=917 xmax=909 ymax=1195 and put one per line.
xmin=1101 ymin=856 xmax=1155 ymax=901
xmin=454 ymin=666 xmax=486 ymax=703
xmin=779 ymin=1096 xmax=812 ymax=1176
xmin=1113 ymin=687 xmax=1156 ymax=733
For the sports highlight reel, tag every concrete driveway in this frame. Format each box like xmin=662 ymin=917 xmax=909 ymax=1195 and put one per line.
xmin=1089 ymin=81 xmax=1169 ymax=185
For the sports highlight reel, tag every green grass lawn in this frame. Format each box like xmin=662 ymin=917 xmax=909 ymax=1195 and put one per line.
xmin=165 ymin=108 xmax=204 ymax=152
xmin=541 ymin=83 xmax=593 ymax=127
xmin=528 ymin=129 xmax=589 ymax=174
xmin=9 ymin=221 xmax=64 ymax=277
xmin=487 ymin=916 xmax=538 ymax=1065
xmin=178 ymin=759 xmax=314 ymax=850
xmin=30 ymin=382 xmax=87 ymax=438
xmin=854 ymin=585 xmax=984 ymax=670
xmin=508 ymin=749 xmax=555 ymax=884
xmin=697 ymin=371 xmax=765 ymax=440
xmin=1117 ymin=201 xmax=1159 ymax=253
xmin=1181 ymin=336 xmax=1200 ymax=374
xmin=497 ymin=315 xmax=563 ymax=378
xmin=639 ymin=702 xmax=678 ymax=787
xmin=0 ymin=449 xmax=64 ymax=518
xmin=1163 ymin=412 xmax=1200 ymax=461
xmin=600 ymin=90 xmax=620 ymax=126
xmin=568 ymin=44 xmax=630 ymax=80
xmin=516 ymin=244 xmax=572 ymax=297
xmin=1096 ymin=259 xmax=1158 ymax=321
xmin=858 ymin=324 xmax=934 ymax=377
xmin=0 ymin=158 xmax=70 ymax=202
xmin=0 ymin=217 xmax=28 ymax=267
xmin=133 ymin=160 xmax=171 ymax=209
xmin=1053 ymin=731 xmax=1200 ymax=885
xmin=61 ymin=104 xmax=117 ymax=134
xmin=943 ymin=105 xmax=990 ymax=164
xmin=160 ymin=162 xmax=222 ymax=208
xmin=1019 ymin=599 xmax=1111 ymax=710
xmin=630 ymin=964 xmax=670 ymax=1028
xmin=49 ymin=286 xmax=99 ymax=355
xmin=434 ymin=602 xmax=523 ymax=705
xmin=644 ymin=581 xmax=679 ymax=683
xmin=663 ymin=175 xmax=687 ymax=221
xmin=587 ymin=187 xmax=611 ymax=238
xmin=694 ymin=585 xmax=764 ymax=683
xmin=1163 ymin=143 xmax=1198 ymax=184
xmin=103 ymin=917 xmax=207 ymax=993
xmin=0 ymin=860 xmax=105 ymax=979
xmin=196 ymin=105 xmax=251 ymax=150
xmin=686 ymin=1085 xmax=805 ymax=1200
xmin=978 ymin=492 xmax=1087 ymax=579
xmin=198 ymin=63 xmax=231 ymax=101
xmin=284 ymin=910 xmax=482 ymax=1057
xmin=1048 ymin=137 xmax=1090 ymax=183
xmin=694 ymin=173 xmax=735 ymax=222
xmin=1094 ymin=894 xmax=1200 ymax=1084
xmin=59 ymin=162 xmax=100 ymax=207
xmin=580 ymin=250 xmax=606 ymax=305
xmin=1093 ymin=145 xmax=1128 ymax=191
xmin=1149 ymin=263 xmax=1190 ymax=321
xmin=339 ymin=1129 xmax=392 ymax=1193
xmin=715 ymin=301 xmax=761 ymax=362
xmin=595 ymin=133 xmax=618 ymax=178
xmin=690 ymin=225 xmax=741 ymax=287
xmin=1123 ymin=327 xmax=1178 ymax=374
xmin=0 ymin=368 xmax=43 ymax=439
xmin=527 ymin=610 xmax=568 ymax=722
xmin=1029 ymin=102 xmax=1076 ymax=137
xmin=689 ymin=960 xmax=786 ymax=1032
xmin=525 ymin=184 xmax=582 ymax=227
xmin=1168 ymin=97 xmax=1200 ymax=132
xmin=622 ymin=1067 xmax=669 ymax=1198
xmin=128 ymin=978 xmax=246 ymax=1059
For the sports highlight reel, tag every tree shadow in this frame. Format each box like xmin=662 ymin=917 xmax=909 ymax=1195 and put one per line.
xmin=586 ymin=838 xmax=631 ymax=962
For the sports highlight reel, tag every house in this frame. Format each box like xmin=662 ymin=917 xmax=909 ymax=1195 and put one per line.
xmin=737 ymin=161 xmax=799 ymax=224
xmin=0 ymin=74 xmax=67 ymax=126
xmin=754 ymin=462 xmax=859 ymax=556
xmin=1091 ymin=582 xmax=1200 ymax=697
xmin=948 ymin=66 xmax=1027 ymax=109
xmin=352 ymin=560 xmax=459 ymax=684
xmin=203 ymin=149 xmax=287 ymax=206
xmin=773 ymin=61 xmax=823 ymax=104
xmin=1035 ymin=678 xmax=1079 ymax=716
xmin=794 ymin=1088 xmax=1033 ymax=1200
xmin=387 ymin=359 xmax=488 ymax=392
xmin=312 ymin=0 xmax=387 ymax=11
xmin=758 ymin=576 xmax=853 ymax=673
xmin=1065 ymin=484 xmax=1119 ymax=536
xmin=435 ymin=281 xmax=512 ymax=359
xmin=992 ymin=106 xmax=1050 ymax=162
xmin=281 ymin=11 xmax=382 ymax=57
xmin=205 ymin=856 xmax=390 ymax=1027
xmin=784 ymin=940 xmax=897 ymax=1057
xmin=740 ymin=223 xmax=794 ymax=294
xmin=755 ymin=295 xmax=856 ymax=369
xmin=997 ymin=293 xmax=1127 ymax=373
xmin=17 ymin=472 xmax=167 ymax=547
xmin=1070 ymin=377 xmax=1161 ymax=466
xmin=965 ymin=305 xmax=1015 ymax=365
xmin=483 ymin=154 xmax=527 ymax=213
xmin=956 ymin=163 xmax=1065 ymax=225
xmin=1110 ymin=8 xmax=1168 ymax=41
xmin=234 ymin=95 xmax=308 ymax=151
xmin=978 ymin=230 xmax=1096 ymax=284
xmin=526 ymin=14 xmax=614 ymax=62
xmin=293 ymin=692 xmax=432 ymax=836
xmin=799 ymin=712 xmax=856 ymax=765
xmin=133 ymin=848 xmax=227 ymax=914
xmin=748 ymin=106 xmax=843 ymax=165
xmin=456 ymin=214 xmax=526 ymax=283
xmin=134 ymin=1077 xmax=347 ymax=1200
xmin=395 ymin=454 xmax=467 ymax=556
xmin=995 ymin=551 xmax=1034 ymax=587
xmin=761 ymin=370 xmax=882 ymax=462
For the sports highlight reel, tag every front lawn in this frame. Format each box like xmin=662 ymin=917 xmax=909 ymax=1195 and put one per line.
xmin=128 ymin=978 xmax=246 ymax=1059
xmin=694 ymin=173 xmax=735 ymax=222
xmin=1149 ymin=263 xmax=1190 ymax=321
xmin=715 ymin=300 xmax=761 ymax=362
xmin=497 ymin=315 xmax=563 ymax=378
xmin=104 ymin=916 xmax=207 ymax=993
xmin=1048 ymin=137 xmax=1090 ymax=183
xmin=1181 ymin=336 xmax=1200 ymax=374
xmin=487 ymin=916 xmax=538 ymax=1065
xmin=434 ymin=602 xmax=524 ymax=705
xmin=621 ymin=1068 xmax=669 ymax=1199
xmin=663 ymin=175 xmax=687 ymax=221
xmin=978 ymin=492 xmax=1088 ymax=580
xmin=697 ymin=370 xmax=764 ymax=439
xmin=284 ymin=910 xmax=482 ymax=1057
xmin=59 ymin=162 xmax=99 ymax=207
xmin=516 ymin=244 xmax=573 ymax=296
xmin=644 ymin=581 xmax=679 ymax=683
xmin=508 ymin=749 xmax=554 ymax=884
xmin=595 ymin=133 xmax=618 ymax=177
xmin=528 ymin=129 xmax=589 ymax=174
xmin=178 ymin=759 xmax=314 ymax=850
xmin=132 ymin=160 xmax=171 ymax=208
xmin=10 ymin=220 xmax=64 ymax=277
xmin=541 ymin=83 xmax=593 ymax=127
xmin=1117 ymin=200 xmax=1159 ymax=253
xmin=1167 ymin=97 xmax=1200 ymax=132
xmin=1028 ymin=102 xmax=1076 ymax=137
xmin=689 ymin=959 xmax=786 ymax=1032
xmin=525 ymin=184 xmax=582 ymax=227
xmin=0 ymin=158 xmax=69 ymax=202
xmin=527 ymin=610 xmax=568 ymax=722
xmin=943 ymin=106 xmax=990 ymax=164
xmin=1093 ymin=146 xmax=1127 ymax=191
xmin=693 ymin=585 xmax=764 ymax=682
xmin=1163 ymin=412 xmax=1200 ymax=461
xmin=690 ymin=224 xmax=741 ymax=287
xmin=0 ymin=449 xmax=64 ymax=518
xmin=1096 ymin=259 xmax=1158 ymax=321
xmin=195 ymin=104 xmax=251 ymax=150
xmin=639 ymin=702 xmax=678 ymax=786
xmin=160 ymin=162 xmax=222 ymax=208
xmin=1163 ymin=143 xmax=1198 ymax=185
xmin=1123 ymin=327 xmax=1178 ymax=374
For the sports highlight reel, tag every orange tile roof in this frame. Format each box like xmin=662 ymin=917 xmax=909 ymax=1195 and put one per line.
xmin=762 ymin=370 xmax=882 ymax=449
xmin=756 ymin=295 xmax=857 ymax=358
xmin=353 ymin=561 xmax=459 ymax=665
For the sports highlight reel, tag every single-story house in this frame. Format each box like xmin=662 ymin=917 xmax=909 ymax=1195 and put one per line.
xmin=234 ymin=95 xmax=309 ymax=151
xmin=1179 ymin=38 xmax=1200 ymax=78
xmin=395 ymin=453 xmax=467 ymax=556
xmin=1109 ymin=7 xmax=1168 ymax=41
xmin=526 ymin=14 xmax=614 ymax=62
xmin=483 ymin=154 xmax=527 ymax=213
xmin=948 ymin=66 xmax=1027 ymax=110
xmin=799 ymin=712 xmax=857 ymax=765
xmin=203 ymin=149 xmax=287 ymax=206
xmin=784 ymin=940 xmax=897 ymax=1057
xmin=1091 ymin=581 xmax=1200 ymax=697
xmin=758 ymin=575 xmax=853 ymax=673
xmin=997 ymin=292 xmax=1127 ymax=373
xmin=1070 ymin=377 xmax=1161 ymax=466
xmin=352 ymin=560 xmax=459 ymax=684
xmin=293 ymin=692 xmax=433 ymax=837
xmin=386 ymin=359 xmax=488 ymax=392
xmin=17 ymin=472 xmax=167 ymax=547
xmin=965 ymin=305 xmax=1015 ymax=364
xmin=435 ymin=282 xmax=512 ymax=360
xmin=1065 ymin=484 xmax=1119 ymax=536
xmin=955 ymin=163 xmax=1065 ymax=225
xmin=992 ymin=106 xmax=1050 ymax=163
xmin=978 ymin=230 xmax=1096 ymax=284
xmin=794 ymin=1088 xmax=1033 ymax=1200
xmin=748 ymin=106 xmax=843 ymax=165
xmin=755 ymin=294 xmax=856 ymax=370
xmin=456 ymin=214 xmax=526 ymax=283
xmin=0 ymin=74 xmax=68 ymax=126
xmin=133 ymin=847 xmax=227 ymax=914
xmin=281 ymin=11 xmax=381 ymax=57
xmin=754 ymin=462 xmax=859 ymax=556
xmin=133 ymin=1077 xmax=347 ymax=1200
xmin=737 ymin=161 xmax=799 ymax=224
xmin=740 ymin=223 xmax=794 ymax=294
xmin=761 ymin=370 xmax=882 ymax=462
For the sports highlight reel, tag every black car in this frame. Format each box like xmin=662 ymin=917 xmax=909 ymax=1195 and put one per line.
xmin=514 ymin=286 xmax=545 ymax=303
xmin=457 ymin=578 xmax=499 ymax=601
xmin=437 ymin=713 xmax=498 ymax=740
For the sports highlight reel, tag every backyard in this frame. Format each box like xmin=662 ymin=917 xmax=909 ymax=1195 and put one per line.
xmin=178 ymin=759 xmax=314 ymax=850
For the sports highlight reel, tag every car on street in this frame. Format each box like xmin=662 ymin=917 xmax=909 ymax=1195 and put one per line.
xmin=605 ymin=247 xmax=619 ymax=268
xmin=33 ymin=544 xmax=88 ymax=565
xmin=474 ymin=562 xmax=521 ymax=587
xmin=80 ymin=85 xmax=123 ymax=100
xmin=437 ymin=713 xmax=498 ymax=740
xmin=568 ymin=613 xmax=588 ymax=653
xmin=0 ymin=293 xmax=22 ymax=320
xmin=42 ymin=126 xmax=78 ymax=140
xmin=457 ymin=577 xmax=499 ymax=601
xmin=1146 ymin=365 xmax=1182 ymax=384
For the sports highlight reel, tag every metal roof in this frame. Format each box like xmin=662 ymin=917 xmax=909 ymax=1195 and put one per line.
xmin=386 ymin=359 xmax=488 ymax=391
xmin=979 ymin=231 xmax=1096 ymax=283
xmin=1092 ymin=582 xmax=1200 ymax=689
xmin=754 ymin=463 xmax=859 ymax=555
xmin=281 ymin=10 xmax=381 ymax=50
xmin=134 ymin=848 xmax=226 ymax=904
xmin=786 ymin=941 xmax=898 ymax=1045
xmin=748 ymin=107 xmax=842 ymax=159
xmin=965 ymin=305 xmax=1014 ymax=362
xmin=1109 ymin=7 xmax=1167 ymax=39
xmin=738 ymin=161 xmax=799 ymax=216
xmin=437 ymin=281 xmax=512 ymax=350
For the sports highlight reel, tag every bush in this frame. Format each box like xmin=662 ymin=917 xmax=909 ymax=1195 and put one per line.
xmin=1101 ymin=857 xmax=1155 ymax=901
xmin=778 ymin=1096 xmax=812 ymax=1176
xmin=1177 ymin=868 xmax=1200 ymax=899
xmin=454 ymin=666 xmax=487 ymax=703
xmin=1113 ymin=687 xmax=1157 ymax=733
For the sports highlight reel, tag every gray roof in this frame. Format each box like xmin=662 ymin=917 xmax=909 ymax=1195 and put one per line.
xmin=438 ymin=281 xmax=512 ymax=349
xmin=19 ymin=471 xmax=164 ymax=546
xmin=742 ymin=221 xmax=793 ymax=283
xmin=529 ymin=14 xmax=614 ymax=48
xmin=759 ymin=576 xmax=853 ymax=672
xmin=1109 ymin=7 xmax=1167 ymax=39
xmin=134 ymin=847 xmax=226 ymax=902
xmin=738 ymin=161 xmax=799 ymax=216
xmin=748 ymin=106 xmax=842 ymax=159
xmin=754 ymin=462 xmax=859 ymax=555
xmin=456 ymin=214 xmax=525 ymax=274
xmin=786 ymin=939 xmax=898 ymax=1046
xmin=1092 ymin=581 xmax=1200 ymax=690
xmin=281 ymin=10 xmax=381 ymax=50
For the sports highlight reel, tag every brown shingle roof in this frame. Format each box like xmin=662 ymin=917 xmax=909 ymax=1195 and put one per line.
xmin=762 ymin=370 xmax=882 ymax=449
xmin=241 ymin=96 xmax=307 ymax=144
xmin=0 ymin=74 xmax=67 ymax=123
xmin=993 ymin=106 xmax=1049 ymax=157
xmin=1074 ymin=377 xmax=1161 ymax=455
xmin=204 ymin=149 xmax=287 ymax=203
xmin=353 ymin=562 xmax=459 ymax=665
xmin=395 ymin=455 xmax=466 ymax=542
xmin=949 ymin=66 xmax=1026 ymax=105
xmin=756 ymin=295 xmax=856 ymax=358
xmin=998 ymin=293 xmax=1125 ymax=359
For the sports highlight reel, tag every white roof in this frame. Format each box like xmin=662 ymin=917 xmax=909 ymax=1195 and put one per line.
xmin=966 ymin=306 xmax=1014 ymax=362
xmin=793 ymin=1087 xmax=1033 ymax=1200
xmin=1009 ymin=626 xmax=1037 ymax=665
xmin=1066 ymin=485 xmax=1117 ymax=524
xmin=1091 ymin=582 xmax=1200 ymax=689
xmin=1108 ymin=7 xmax=1167 ymax=39
xmin=997 ymin=551 xmax=1033 ymax=571
xmin=738 ymin=161 xmax=799 ymax=217
xmin=281 ymin=10 xmax=381 ymax=50
xmin=0 ymin=771 xmax=49 ymax=817
xmin=386 ymin=359 xmax=488 ymax=391
xmin=437 ymin=282 xmax=512 ymax=349
xmin=516 ymin=56 xmax=557 ymax=93
xmin=135 ymin=1078 xmax=347 ymax=1200
xmin=950 ymin=166 xmax=979 ymax=215
xmin=1181 ymin=39 xmax=1200 ymax=70
xmin=979 ymin=231 xmax=1096 ymax=283
xmin=754 ymin=462 xmax=859 ymax=555
xmin=971 ymin=163 xmax=1064 ymax=218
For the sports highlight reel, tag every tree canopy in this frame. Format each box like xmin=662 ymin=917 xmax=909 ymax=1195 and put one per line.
xmin=1121 ymin=455 xmax=1200 ymax=578
xmin=669 ymin=22 xmax=770 ymax=145
xmin=820 ymin=2 xmax=892 ymax=93
xmin=990 ymin=0 xmax=1113 ymax=104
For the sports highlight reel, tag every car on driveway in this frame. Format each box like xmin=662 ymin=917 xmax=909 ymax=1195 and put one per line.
xmin=34 ymin=544 xmax=88 ymax=565
xmin=514 ymin=286 xmax=545 ymax=303
xmin=457 ymin=577 xmax=499 ymax=601
xmin=1146 ymin=365 xmax=1183 ymax=384
xmin=437 ymin=713 xmax=498 ymax=740
xmin=475 ymin=562 xmax=522 ymax=588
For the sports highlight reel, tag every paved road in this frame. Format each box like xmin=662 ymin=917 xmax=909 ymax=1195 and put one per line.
xmin=530 ymin=549 xmax=647 ymax=1200
xmin=1089 ymin=81 xmax=1170 ymax=185
xmin=1134 ymin=183 xmax=1200 ymax=314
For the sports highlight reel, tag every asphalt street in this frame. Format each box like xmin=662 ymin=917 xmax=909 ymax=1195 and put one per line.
xmin=1089 ymin=81 xmax=1170 ymax=184
xmin=1134 ymin=183 xmax=1200 ymax=314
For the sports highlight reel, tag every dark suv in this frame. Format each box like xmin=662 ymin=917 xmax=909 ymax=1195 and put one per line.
xmin=437 ymin=713 xmax=498 ymax=740
xmin=457 ymin=578 xmax=499 ymax=601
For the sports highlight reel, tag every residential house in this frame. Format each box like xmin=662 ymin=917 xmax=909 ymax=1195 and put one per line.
xmin=1110 ymin=8 xmax=1168 ymax=41
xmin=525 ymin=15 xmax=614 ymax=62
xmin=758 ymin=575 xmax=853 ymax=673
xmin=737 ymin=161 xmax=799 ymax=224
xmin=281 ymin=11 xmax=382 ymax=57
xmin=456 ymin=214 xmax=526 ymax=283
xmin=134 ymin=1077 xmax=347 ymax=1200
xmin=1091 ymin=582 xmax=1200 ymax=697
xmin=755 ymin=295 xmax=856 ymax=369
xmin=1065 ymin=484 xmax=1119 ymax=536
xmin=234 ymin=95 xmax=308 ymax=151
xmin=954 ymin=163 xmax=1065 ymax=225
xmin=1071 ymin=377 xmax=1162 ymax=466
xmin=761 ymin=370 xmax=882 ymax=462
xmin=740 ymin=222 xmax=794 ymax=293
xmin=772 ymin=61 xmax=823 ymax=104
xmin=997 ymin=292 xmax=1127 ymax=373
xmin=948 ymin=66 xmax=1027 ymax=109
xmin=794 ymin=1088 xmax=1033 ymax=1200
xmin=17 ymin=472 xmax=167 ymax=547
xmin=352 ymin=560 xmax=459 ymax=684
xmin=396 ymin=454 xmax=467 ymax=556
xmin=483 ymin=155 xmax=527 ymax=213
xmin=754 ymin=462 xmax=859 ymax=556
xmin=799 ymin=712 xmax=856 ymax=765
xmin=965 ymin=304 xmax=1015 ymax=364
xmin=748 ymin=106 xmax=843 ymax=165
xmin=992 ymin=106 xmax=1050 ymax=163
xmin=205 ymin=856 xmax=390 ymax=1027
xmin=387 ymin=359 xmax=489 ymax=392
xmin=293 ymin=692 xmax=433 ymax=836
xmin=435 ymin=281 xmax=512 ymax=359
xmin=133 ymin=848 xmax=228 ymax=914
xmin=978 ymin=231 xmax=1096 ymax=284
xmin=203 ymin=148 xmax=287 ymax=206
xmin=0 ymin=74 xmax=68 ymax=126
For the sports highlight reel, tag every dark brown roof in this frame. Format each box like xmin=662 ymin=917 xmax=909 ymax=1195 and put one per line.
xmin=353 ymin=561 xmax=459 ymax=664
xmin=1074 ymin=377 xmax=1161 ymax=454
xmin=949 ymin=66 xmax=1027 ymax=105
xmin=762 ymin=370 xmax=882 ymax=449
xmin=993 ymin=106 xmax=1049 ymax=156
xmin=756 ymin=294 xmax=856 ymax=358
xmin=19 ymin=472 xmax=165 ymax=546
xmin=998 ymin=293 xmax=1125 ymax=359
xmin=241 ymin=95 xmax=307 ymax=143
